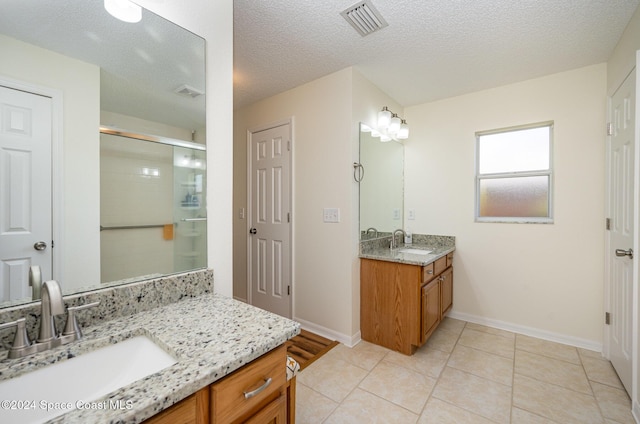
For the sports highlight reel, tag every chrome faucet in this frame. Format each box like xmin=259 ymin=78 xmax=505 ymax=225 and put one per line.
xmin=37 ymin=280 xmax=65 ymax=343
xmin=390 ymin=229 xmax=405 ymax=249
xmin=365 ymin=227 xmax=378 ymax=238
xmin=0 ymin=280 xmax=99 ymax=359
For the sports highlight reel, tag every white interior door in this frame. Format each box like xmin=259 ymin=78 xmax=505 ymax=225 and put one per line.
xmin=248 ymin=123 xmax=291 ymax=318
xmin=0 ymin=85 xmax=52 ymax=302
xmin=607 ymin=69 xmax=635 ymax=395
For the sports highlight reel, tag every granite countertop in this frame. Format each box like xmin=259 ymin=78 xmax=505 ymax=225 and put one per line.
xmin=360 ymin=244 xmax=455 ymax=266
xmin=0 ymin=294 xmax=300 ymax=424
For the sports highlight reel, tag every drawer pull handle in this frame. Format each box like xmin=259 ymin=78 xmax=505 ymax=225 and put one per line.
xmin=244 ymin=377 xmax=272 ymax=399
xmin=426 ymin=270 xmax=433 ymax=274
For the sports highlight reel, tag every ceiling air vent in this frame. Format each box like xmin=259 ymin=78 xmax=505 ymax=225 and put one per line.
xmin=340 ymin=0 xmax=388 ymax=37
xmin=174 ymin=84 xmax=204 ymax=98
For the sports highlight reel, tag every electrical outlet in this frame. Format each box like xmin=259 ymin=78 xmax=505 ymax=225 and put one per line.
xmin=408 ymin=209 xmax=415 ymax=220
xmin=393 ymin=208 xmax=401 ymax=220
xmin=323 ymin=208 xmax=340 ymax=223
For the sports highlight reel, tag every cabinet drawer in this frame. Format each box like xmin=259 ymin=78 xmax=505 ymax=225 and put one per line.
xmin=434 ymin=256 xmax=447 ymax=276
xmin=423 ymin=262 xmax=436 ymax=283
xmin=211 ymin=345 xmax=286 ymax=424
xmin=446 ymin=252 xmax=454 ymax=268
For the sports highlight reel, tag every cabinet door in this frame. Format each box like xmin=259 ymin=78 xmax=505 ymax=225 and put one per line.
xmin=143 ymin=387 xmax=209 ymax=424
xmin=244 ymin=394 xmax=286 ymax=424
xmin=421 ymin=280 xmax=440 ymax=344
xmin=440 ymin=267 xmax=453 ymax=317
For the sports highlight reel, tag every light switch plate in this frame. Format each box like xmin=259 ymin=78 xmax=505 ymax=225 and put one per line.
xmin=323 ymin=208 xmax=340 ymax=223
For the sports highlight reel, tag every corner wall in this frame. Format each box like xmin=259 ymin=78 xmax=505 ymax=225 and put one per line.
xmin=404 ymin=64 xmax=607 ymax=348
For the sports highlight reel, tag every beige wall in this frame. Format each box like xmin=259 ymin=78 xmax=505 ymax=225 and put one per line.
xmin=234 ymin=68 xmax=402 ymax=342
xmin=234 ymin=68 xmax=355 ymax=339
xmin=0 ymin=34 xmax=101 ymax=292
xmin=137 ymin=0 xmax=234 ymax=296
xmin=404 ymin=64 xmax=607 ymax=348
xmin=607 ymin=5 xmax=640 ymax=94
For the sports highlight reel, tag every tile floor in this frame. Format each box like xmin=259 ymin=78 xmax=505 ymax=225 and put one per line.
xmin=295 ymin=318 xmax=635 ymax=424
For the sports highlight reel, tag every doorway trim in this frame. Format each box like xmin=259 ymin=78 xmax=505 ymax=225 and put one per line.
xmin=246 ymin=117 xmax=294 ymax=318
xmin=0 ymin=75 xmax=64 ymax=281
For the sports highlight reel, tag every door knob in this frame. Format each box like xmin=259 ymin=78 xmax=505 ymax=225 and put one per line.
xmin=33 ymin=241 xmax=47 ymax=251
xmin=249 ymin=228 xmax=257 ymax=235
xmin=615 ymin=248 xmax=633 ymax=259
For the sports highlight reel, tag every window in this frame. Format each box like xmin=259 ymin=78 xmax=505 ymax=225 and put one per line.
xmin=475 ymin=122 xmax=553 ymax=223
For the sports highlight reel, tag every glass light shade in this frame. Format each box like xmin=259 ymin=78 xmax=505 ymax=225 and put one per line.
xmin=104 ymin=0 xmax=142 ymax=23
xmin=388 ymin=115 xmax=401 ymax=134
xmin=378 ymin=108 xmax=391 ymax=130
xmin=380 ymin=134 xmax=392 ymax=142
xmin=397 ymin=121 xmax=409 ymax=139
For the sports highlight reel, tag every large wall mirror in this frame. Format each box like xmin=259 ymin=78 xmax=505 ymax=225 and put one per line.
xmin=359 ymin=123 xmax=404 ymax=239
xmin=0 ymin=0 xmax=207 ymax=307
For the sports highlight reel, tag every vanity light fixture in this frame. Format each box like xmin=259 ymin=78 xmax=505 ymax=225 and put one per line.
xmin=370 ymin=106 xmax=409 ymax=142
xmin=104 ymin=0 xmax=142 ymax=23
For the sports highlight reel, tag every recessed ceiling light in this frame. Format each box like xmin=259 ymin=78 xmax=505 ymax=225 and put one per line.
xmin=104 ymin=0 xmax=142 ymax=23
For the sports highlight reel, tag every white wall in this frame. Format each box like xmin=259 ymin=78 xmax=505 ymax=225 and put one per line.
xmin=404 ymin=64 xmax=607 ymax=348
xmin=136 ymin=0 xmax=234 ymax=296
xmin=0 ymin=34 xmax=101 ymax=292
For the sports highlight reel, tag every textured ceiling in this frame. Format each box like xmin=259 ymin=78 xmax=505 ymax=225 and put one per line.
xmin=0 ymin=0 xmax=205 ymax=131
xmin=234 ymin=0 xmax=640 ymax=110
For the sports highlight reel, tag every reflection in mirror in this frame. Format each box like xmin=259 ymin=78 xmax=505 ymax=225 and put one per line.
xmin=0 ymin=0 xmax=206 ymax=307
xmin=359 ymin=123 xmax=404 ymax=239
xmin=100 ymin=131 xmax=207 ymax=283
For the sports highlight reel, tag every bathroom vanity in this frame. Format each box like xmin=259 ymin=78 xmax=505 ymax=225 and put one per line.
xmin=360 ymin=236 xmax=455 ymax=355
xmin=0 ymin=270 xmax=300 ymax=423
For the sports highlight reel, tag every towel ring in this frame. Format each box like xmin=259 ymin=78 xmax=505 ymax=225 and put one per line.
xmin=353 ymin=162 xmax=364 ymax=182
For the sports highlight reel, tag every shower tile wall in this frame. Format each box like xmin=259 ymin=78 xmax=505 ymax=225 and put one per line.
xmin=100 ymin=134 xmax=174 ymax=283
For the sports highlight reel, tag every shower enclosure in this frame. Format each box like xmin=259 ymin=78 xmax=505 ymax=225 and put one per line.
xmin=99 ymin=128 xmax=206 ymax=284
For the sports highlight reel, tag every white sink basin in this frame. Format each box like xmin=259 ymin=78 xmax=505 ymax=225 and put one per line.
xmin=0 ymin=335 xmax=176 ymax=424
xmin=399 ymin=248 xmax=433 ymax=255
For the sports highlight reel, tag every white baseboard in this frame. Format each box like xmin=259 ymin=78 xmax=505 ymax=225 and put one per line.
xmin=448 ymin=311 xmax=603 ymax=352
xmin=293 ymin=317 xmax=361 ymax=348
xmin=633 ymin=400 xmax=640 ymax=424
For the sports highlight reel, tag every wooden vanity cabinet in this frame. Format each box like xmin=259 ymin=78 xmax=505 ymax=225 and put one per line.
xmin=361 ymin=254 xmax=453 ymax=355
xmin=144 ymin=345 xmax=293 ymax=424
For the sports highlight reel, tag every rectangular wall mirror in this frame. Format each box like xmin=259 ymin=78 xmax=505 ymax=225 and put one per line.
xmin=359 ymin=123 xmax=404 ymax=239
xmin=0 ymin=0 xmax=206 ymax=307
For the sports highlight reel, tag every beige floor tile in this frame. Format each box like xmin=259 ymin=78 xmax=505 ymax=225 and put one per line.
xmin=515 ymin=350 xmax=591 ymax=394
xmin=329 ymin=341 xmax=390 ymax=371
xmin=511 ymin=407 xmax=558 ymax=423
xmin=295 ymin=383 xmax=338 ymax=424
xmin=447 ymin=344 xmax=513 ymax=386
xmin=581 ymin=356 xmax=625 ymax=390
xmin=438 ymin=317 xmax=466 ymax=335
xmin=384 ymin=345 xmax=450 ymax=379
xmin=515 ymin=334 xmax=580 ymax=364
xmin=432 ymin=367 xmax=512 ymax=424
xmin=425 ymin=327 xmax=460 ymax=353
xmin=458 ymin=327 xmax=515 ymax=359
xmin=324 ymin=388 xmax=419 ymax=424
xmin=417 ymin=397 xmax=496 ymax=424
xmin=297 ymin=352 xmax=369 ymax=403
xmin=591 ymin=381 xmax=635 ymax=424
xmin=513 ymin=374 xmax=604 ymax=424
xmin=465 ymin=322 xmax=516 ymax=340
xmin=359 ymin=361 xmax=436 ymax=414
xmin=579 ymin=347 xmax=604 ymax=360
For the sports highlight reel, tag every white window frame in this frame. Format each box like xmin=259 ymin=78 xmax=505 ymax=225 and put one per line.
xmin=475 ymin=121 xmax=554 ymax=224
